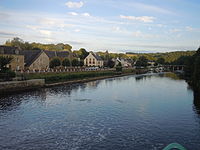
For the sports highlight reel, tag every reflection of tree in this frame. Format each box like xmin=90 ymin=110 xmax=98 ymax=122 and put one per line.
xmin=193 ymin=91 xmax=200 ymax=115
xmin=163 ymin=72 xmax=181 ymax=80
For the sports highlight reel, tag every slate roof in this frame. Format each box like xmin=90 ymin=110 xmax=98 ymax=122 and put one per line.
xmin=0 ymin=46 xmax=21 ymax=55
xmin=90 ymin=52 xmax=103 ymax=61
xmin=19 ymin=50 xmax=43 ymax=67
xmin=44 ymin=50 xmax=70 ymax=59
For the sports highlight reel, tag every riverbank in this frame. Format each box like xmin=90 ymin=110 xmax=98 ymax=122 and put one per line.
xmin=0 ymin=69 xmax=147 ymax=96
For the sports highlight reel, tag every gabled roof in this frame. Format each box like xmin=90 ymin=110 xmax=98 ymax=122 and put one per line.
xmin=44 ymin=50 xmax=70 ymax=59
xmin=90 ymin=52 xmax=103 ymax=61
xmin=0 ymin=46 xmax=21 ymax=55
xmin=20 ymin=50 xmax=43 ymax=67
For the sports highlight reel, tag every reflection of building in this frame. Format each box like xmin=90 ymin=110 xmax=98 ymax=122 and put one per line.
xmin=0 ymin=46 xmax=24 ymax=71
xmin=20 ymin=50 xmax=49 ymax=70
xmin=84 ymin=52 xmax=103 ymax=67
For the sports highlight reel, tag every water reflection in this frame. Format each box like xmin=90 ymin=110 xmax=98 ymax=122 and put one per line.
xmin=0 ymin=73 xmax=200 ymax=150
xmin=193 ymin=91 xmax=200 ymax=115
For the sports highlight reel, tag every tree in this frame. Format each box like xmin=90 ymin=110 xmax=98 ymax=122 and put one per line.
xmin=71 ymin=59 xmax=79 ymax=67
xmin=0 ymin=56 xmax=13 ymax=71
xmin=0 ymin=56 xmax=15 ymax=80
xmin=107 ymin=59 xmax=115 ymax=68
xmin=156 ymin=58 xmax=165 ymax=64
xmin=62 ymin=58 xmax=70 ymax=67
xmin=135 ymin=56 xmax=148 ymax=67
xmin=116 ymin=62 xmax=122 ymax=72
xmin=79 ymin=60 xmax=84 ymax=67
xmin=50 ymin=58 xmax=61 ymax=68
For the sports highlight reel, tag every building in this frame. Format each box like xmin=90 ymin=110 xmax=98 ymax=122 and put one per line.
xmin=44 ymin=50 xmax=76 ymax=61
xmin=20 ymin=50 xmax=49 ymax=71
xmin=0 ymin=46 xmax=24 ymax=71
xmin=84 ymin=52 xmax=104 ymax=67
xmin=113 ymin=58 xmax=132 ymax=67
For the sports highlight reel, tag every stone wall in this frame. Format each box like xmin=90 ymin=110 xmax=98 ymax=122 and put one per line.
xmin=0 ymin=79 xmax=45 ymax=94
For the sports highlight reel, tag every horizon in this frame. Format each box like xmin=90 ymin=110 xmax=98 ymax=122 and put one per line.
xmin=0 ymin=0 xmax=200 ymax=53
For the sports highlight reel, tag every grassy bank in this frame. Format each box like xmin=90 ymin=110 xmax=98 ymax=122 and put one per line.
xmin=24 ymin=69 xmax=135 ymax=84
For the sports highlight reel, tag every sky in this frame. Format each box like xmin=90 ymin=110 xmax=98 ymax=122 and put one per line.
xmin=0 ymin=0 xmax=199 ymax=53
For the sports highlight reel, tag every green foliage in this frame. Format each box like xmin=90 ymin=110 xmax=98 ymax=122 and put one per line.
xmin=0 ymin=56 xmax=13 ymax=71
xmin=73 ymin=48 xmax=89 ymax=60
xmin=50 ymin=58 xmax=61 ymax=68
xmin=107 ymin=59 xmax=115 ymax=68
xmin=116 ymin=62 xmax=122 ymax=72
xmin=62 ymin=58 xmax=70 ymax=67
xmin=79 ymin=60 xmax=84 ymax=67
xmin=135 ymin=56 xmax=148 ymax=67
xmin=71 ymin=59 xmax=79 ymax=67
xmin=25 ymin=71 xmax=117 ymax=84
xmin=156 ymin=58 xmax=165 ymax=64
xmin=5 ymin=37 xmax=72 ymax=51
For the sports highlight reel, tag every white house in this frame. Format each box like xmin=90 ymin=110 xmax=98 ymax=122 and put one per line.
xmin=113 ymin=58 xmax=132 ymax=67
xmin=84 ymin=52 xmax=104 ymax=67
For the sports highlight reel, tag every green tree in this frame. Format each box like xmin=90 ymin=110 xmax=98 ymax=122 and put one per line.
xmin=62 ymin=58 xmax=71 ymax=67
xmin=135 ymin=56 xmax=148 ymax=67
xmin=116 ymin=62 xmax=122 ymax=72
xmin=71 ymin=59 xmax=79 ymax=67
xmin=156 ymin=58 xmax=165 ymax=64
xmin=50 ymin=58 xmax=61 ymax=68
xmin=107 ymin=59 xmax=115 ymax=68
xmin=0 ymin=56 xmax=13 ymax=71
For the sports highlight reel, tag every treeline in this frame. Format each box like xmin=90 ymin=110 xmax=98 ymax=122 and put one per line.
xmin=183 ymin=47 xmax=200 ymax=91
xmin=5 ymin=37 xmax=72 ymax=51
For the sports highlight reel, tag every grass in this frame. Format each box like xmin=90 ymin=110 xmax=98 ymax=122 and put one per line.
xmin=24 ymin=69 xmax=135 ymax=84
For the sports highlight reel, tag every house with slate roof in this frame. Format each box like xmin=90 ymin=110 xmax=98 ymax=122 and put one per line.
xmin=20 ymin=50 xmax=49 ymax=71
xmin=0 ymin=46 xmax=24 ymax=71
xmin=44 ymin=50 xmax=77 ymax=61
xmin=84 ymin=52 xmax=104 ymax=67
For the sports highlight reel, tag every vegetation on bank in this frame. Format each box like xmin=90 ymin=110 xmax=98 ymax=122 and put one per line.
xmin=0 ymin=56 xmax=16 ymax=80
xmin=183 ymin=47 xmax=200 ymax=91
xmin=24 ymin=69 xmax=135 ymax=84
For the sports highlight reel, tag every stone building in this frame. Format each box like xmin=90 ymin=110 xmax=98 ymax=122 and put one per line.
xmin=0 ymin=46 xmax=24 ymax=71
xmin=20 ymin=50 xmax=49 ymax=71
xmin=84 ymin=52 xmax=104 ymax=67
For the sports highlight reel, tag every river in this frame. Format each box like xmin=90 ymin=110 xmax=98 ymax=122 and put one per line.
xmin=0 ymin=73 xmax=200 ymax=150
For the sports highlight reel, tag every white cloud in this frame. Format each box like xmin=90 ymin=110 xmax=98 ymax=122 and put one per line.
xmin=82 ymin=13 xmax=90 ymax=17
xmin=68 ymin=12 xmax=78 ymax=16
xmin=39 ymin=30 xmax=52 ymax=36
xmin=133 ymin=30 xmax=142 ymax=37
xmin=120 ymin=15 xmax=155 ymax=23
xmin=185 ymin=26 xmax=193 ymax=31
xmin=65 ymin=1 xmax=84 ymax=8
xmin=74 ymin=29 xmax=80 ymax=32
xmin=169 ymin=28 xmax=181 ymax=33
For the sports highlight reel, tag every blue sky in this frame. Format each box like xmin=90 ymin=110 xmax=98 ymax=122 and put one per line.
xmin=0 ymin=0 xmax=199 ymax=52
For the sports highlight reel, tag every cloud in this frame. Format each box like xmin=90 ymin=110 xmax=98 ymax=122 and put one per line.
xmin=0 ymin=31 xmax=17 ymax=36
xmin=68 ymin=12 xmax=78 ymax=16
xmin=169 ymin=28 xmax=181 ymax=33
xmin=65 ymin=1 xmax=84 ymax=8
xmin=120 ymin=15 xmax=156 ymax=23
xmin=39 ymin=30 xmax=52 ymax=36
xmin=82 ymin=13 xmax=90 ymax=17
xmin=74 ymin=29 xmax=80 ymax=32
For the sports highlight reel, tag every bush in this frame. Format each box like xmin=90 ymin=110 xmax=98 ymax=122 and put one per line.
xmin=0 ymin=69 xmax=16 ymax=80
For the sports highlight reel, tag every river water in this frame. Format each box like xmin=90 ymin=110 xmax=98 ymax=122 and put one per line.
xmin=0 ymin=73 xmax=200 ymax=150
